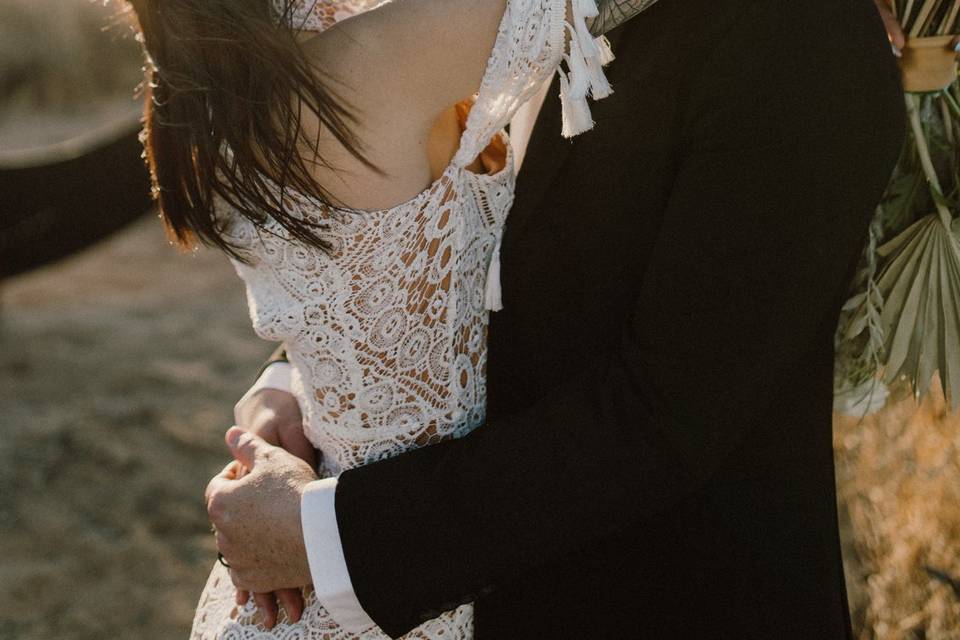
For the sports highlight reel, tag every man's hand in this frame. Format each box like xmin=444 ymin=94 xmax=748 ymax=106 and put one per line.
xmin=873 ymin=0 xmax=905 ymax=52
xmin=206 ymin=428 xmax=318 ymax=626
xmin=234 ymin=385 xmax=315 ymax=626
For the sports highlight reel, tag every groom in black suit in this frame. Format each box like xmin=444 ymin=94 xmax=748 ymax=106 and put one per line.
xmin=207 ymin=0 xmax=905 ymax=636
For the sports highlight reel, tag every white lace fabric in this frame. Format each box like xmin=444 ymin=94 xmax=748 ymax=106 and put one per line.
xmin=271 ymin=0 xmax=385 ymax=31
xmin=191 ymin=1 xmax=609 ymax=638
xmin=193 ymin=565 xmax=475 ymax=640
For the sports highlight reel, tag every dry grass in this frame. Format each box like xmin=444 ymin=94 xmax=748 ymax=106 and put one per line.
xmin=836 ymin=384 xmax=960 ymax=639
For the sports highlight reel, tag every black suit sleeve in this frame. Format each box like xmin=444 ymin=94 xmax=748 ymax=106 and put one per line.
xmin=332 ymin=2 xmax=905 ymax=636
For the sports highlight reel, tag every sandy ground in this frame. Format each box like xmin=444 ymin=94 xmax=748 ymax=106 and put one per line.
xmin=0 ymin=217 xmax=271 ymax=639
xmin=836 ymin=391 xmax=960 ymax=638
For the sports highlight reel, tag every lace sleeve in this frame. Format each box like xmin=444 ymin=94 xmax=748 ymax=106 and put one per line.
xmin=453 ymin=0 xmax=616 ymax=168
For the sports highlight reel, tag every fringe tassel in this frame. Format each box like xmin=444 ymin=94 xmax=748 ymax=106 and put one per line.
xmin=484 ymin=237 xmax=504 ymax=312
xmin=597 ymin=35 xmax=615 ymax=66
xmin=565 ymin=25 xmax=592 ymax=97
xmin=558 ymin=0 xmax=615 ymax=138
xmin=559 ymin=71 xmax=594 ymax=138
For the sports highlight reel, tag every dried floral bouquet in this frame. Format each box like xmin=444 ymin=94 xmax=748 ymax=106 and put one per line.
xmin=835 ymin=0 xmax=960 ymax=414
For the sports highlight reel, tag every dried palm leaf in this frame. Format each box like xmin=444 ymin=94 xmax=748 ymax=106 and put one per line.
xmin=836 ymin=91 xmax=960 ymax=413
xmin=867 ymin=94 xmax=960 ymax=410
xmin=875 ymin=213 xmax=960 ymax=409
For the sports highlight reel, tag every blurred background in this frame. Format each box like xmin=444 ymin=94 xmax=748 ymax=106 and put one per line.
xmin=1 ymin=1 xmax=959 ymax=638
xmin=0 ymin=1 xmax=271 ymax=637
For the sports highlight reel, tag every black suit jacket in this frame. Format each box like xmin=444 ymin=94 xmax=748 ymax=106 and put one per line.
xmin=332 ymin=0 xmax=905 ymax=637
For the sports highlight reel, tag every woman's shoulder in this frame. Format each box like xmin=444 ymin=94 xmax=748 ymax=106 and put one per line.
xmin=302 ymin=0 xmax=508 ymax=113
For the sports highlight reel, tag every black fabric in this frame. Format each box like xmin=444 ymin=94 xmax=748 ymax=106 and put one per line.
xmin=334 ymin=0 xmax=906 ymax=637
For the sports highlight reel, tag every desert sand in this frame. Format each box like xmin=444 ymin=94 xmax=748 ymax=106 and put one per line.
xmin=0 ymin=218 xmax=271 ymax=639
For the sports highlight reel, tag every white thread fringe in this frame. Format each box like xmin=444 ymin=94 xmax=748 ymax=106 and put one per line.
xmin=559 ymin=0 xmax=616 ymax=138
xmin=484 ymin=237 xmax=504 ymax=312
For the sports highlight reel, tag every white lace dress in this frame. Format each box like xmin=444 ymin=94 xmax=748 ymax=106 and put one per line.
xmin=190 ymin=1 xmax=614 ymax=638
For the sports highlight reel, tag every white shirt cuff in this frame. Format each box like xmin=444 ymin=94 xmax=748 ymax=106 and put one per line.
xmin=301 ymin=478 xmax=378 ymax=633
xmin=233 ymin=361 xmax=294 ymax=425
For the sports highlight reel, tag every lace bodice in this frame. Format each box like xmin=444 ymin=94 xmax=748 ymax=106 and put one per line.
xmin=226 ymin=150 xmax=516 ymax=476
xmin=229 ymin=0 xmax=581 ymax=477
xmin=193 ymin=0 xmax=614 ymax=638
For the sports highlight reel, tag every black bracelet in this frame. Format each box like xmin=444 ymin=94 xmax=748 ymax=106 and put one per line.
xmin=254 ymin=350 xmax=289 ymax=382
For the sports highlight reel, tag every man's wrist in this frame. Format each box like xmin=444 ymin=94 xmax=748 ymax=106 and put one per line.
xmin=301 ymin=478 xmax=377 ymax=633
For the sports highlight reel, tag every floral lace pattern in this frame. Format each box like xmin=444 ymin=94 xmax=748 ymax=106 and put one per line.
xmin=193 ymin=564 xmax=473 ymax=640
xmin=191 ymin=0 xmax=574 ymax=638
xmin=227 ymin=161 xmax=516 ymax=477
xmin=271 ymin=0 xmax=384 ymax=31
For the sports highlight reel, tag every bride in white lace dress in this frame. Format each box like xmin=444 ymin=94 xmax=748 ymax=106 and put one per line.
xmin=126 ymin=0 xmax=635 ymax=637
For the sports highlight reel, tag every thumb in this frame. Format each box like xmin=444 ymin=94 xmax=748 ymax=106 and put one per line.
xmin=226 ymin=426 xmax=273 ymax=470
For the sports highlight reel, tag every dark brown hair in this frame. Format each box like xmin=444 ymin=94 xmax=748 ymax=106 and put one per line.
xmin=127 ymin=0 xmax=372 ymax=257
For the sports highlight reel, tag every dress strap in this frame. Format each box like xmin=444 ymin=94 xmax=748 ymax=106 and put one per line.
xmin=452 ymin=0 xmax=616 ymax=170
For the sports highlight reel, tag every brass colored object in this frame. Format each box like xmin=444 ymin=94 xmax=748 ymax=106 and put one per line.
xmin=899 ymin=35 xmax=960 ymax=93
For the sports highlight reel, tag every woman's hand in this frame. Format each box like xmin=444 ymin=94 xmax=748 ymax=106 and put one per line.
xmin=873 ymin=0 xmax=905 ymax=52
xmin=233 ymin=389 xmax=316 ymax=627
xmin=235 ymin=388 xmax=316 ymax=469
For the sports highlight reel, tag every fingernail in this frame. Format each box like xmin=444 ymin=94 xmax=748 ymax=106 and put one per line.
xmin=891 ymin=43 xmax=902 ymax=58
xmin=227 ymin=427 xmax=242 ymax=447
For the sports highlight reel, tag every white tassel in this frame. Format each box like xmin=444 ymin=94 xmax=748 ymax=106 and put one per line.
xmin=557 ymin=0 xmax=614 ymax=138
xmin=559 ymin=71 xmax=594 ymax=137
xmin=484 ymin=238 xmax=504 ymax=312
xmin=575 ymin=0 xmax=600 ymax=20
xmin=564 ymin=28 xmax=591 ymax=99
xmin=574 ymin=26 xmax=599 ymax=59
xmin=585 ymin=55 xmax=612 ymax=99
xmin=597 ymin=35 xmax=616 ymax=66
